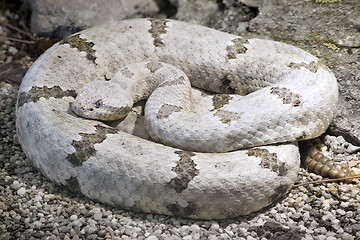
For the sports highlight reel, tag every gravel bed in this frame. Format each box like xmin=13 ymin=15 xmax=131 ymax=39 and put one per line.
xmin=1 ymin=81 xmax=360 ymax=240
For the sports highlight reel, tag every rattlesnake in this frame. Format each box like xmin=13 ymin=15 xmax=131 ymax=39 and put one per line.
xmin=16 ymin=18 xmax=338 ymax=219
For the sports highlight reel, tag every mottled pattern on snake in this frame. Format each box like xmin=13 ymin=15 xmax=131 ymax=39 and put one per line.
xmin=16 ymin=18 xmax=338 ymax=219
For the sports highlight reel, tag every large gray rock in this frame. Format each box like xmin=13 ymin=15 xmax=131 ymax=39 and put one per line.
xmin=170 ymin=0 xmax=258 ymax=34
xmin=29 ymin=0 xmax=160 ymax=38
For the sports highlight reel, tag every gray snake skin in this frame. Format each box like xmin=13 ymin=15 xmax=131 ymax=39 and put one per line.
xmin=16 ymin=18 xmax=338 ymax=219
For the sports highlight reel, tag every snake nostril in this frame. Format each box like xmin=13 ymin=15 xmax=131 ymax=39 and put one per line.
xmin=89 ymin=108 xmax=94 ymax=111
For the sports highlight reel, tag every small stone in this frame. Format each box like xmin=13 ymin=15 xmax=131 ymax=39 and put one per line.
xmin=208 ymin=235 xmax=218 ymax=240
xmin=315 ymin=235 xmax=326 ymax=240
xmin=298 ymin=186 xmax=307 ymax=192
xmin=33 ymin=220 xmax=43 ymax=229
xmin=314 ymin=227 xmax=327 ymax=234
xmin=340 ymin=201 xmax=350 ymax=208
xmin=350 ymin=189 xmax=359 ymax=198
xmin=336 ymin=209 xmax=346 ymax=216
xmin=17 ymin=187 xmax=26 ymax=195
xmin=146 ymin=236 xmax=159 ymax=240
xmin=11 ymin=180 xmax=20 ymax=189
xmin=8 ymin=46 xmax=18 ymax=55
xmin=344 ymin=223 xmax=360 ymax=233
xmin=246 ymin=236 xmax=257 ymax=240
xmin=33 ymin=195 xmax=42 ymax=202
xmin=322 ymin=199 xmax=331 ymax=210
xmin=291 ymin=212 xmax=302 ymax=220
xmin=85 ymin=225 xmax=98 ymax=235
xmin=190 ymin=224 xmax=200 ymax=232
xmin=70 ymin=214 xmax=78 ymax=221
xmin=210 ymin=221 xmax=220 ymax=231
xmin=93 ymin=209 xmax=102 ymax=220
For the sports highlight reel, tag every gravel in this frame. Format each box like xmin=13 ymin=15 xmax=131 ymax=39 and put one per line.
xmin=1 ymin=80 xmax=360 ymax=239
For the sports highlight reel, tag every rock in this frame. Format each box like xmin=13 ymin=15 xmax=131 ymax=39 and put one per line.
xmin=93 ymin=208 xmax=102 ymax=220
xmin=17 ymin=187 xmax=26 ymax=195
xmin=172 ymin=0 xmax=258 ymax=34
xmin=146 ymin=236 xmax=158 ymax=240
xmin=29 ymin=0 xmax=160 ymax=38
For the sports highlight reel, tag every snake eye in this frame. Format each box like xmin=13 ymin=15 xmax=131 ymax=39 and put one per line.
xmin=94 ymin=99 xmax=103 ymax=108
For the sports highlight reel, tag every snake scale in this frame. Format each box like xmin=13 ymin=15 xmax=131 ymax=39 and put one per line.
xmin=16 ymin=18 xmax=338 ymax=219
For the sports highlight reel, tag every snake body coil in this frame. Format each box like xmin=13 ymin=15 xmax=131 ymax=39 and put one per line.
xmin=16 ymin=19 xmax=338 ymax=219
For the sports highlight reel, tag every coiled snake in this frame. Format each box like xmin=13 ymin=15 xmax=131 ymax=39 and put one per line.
xmin=16 ymin=19 xmax=338 ymax=219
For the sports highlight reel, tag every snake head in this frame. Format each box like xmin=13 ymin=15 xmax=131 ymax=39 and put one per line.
xmin=71 ymin=80 xmax=133 ymax=121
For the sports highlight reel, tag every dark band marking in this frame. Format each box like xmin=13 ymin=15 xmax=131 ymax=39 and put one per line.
xmin=67 ymin=125 xmax=118 ymax=166
xmin=218 ymin=77 xmax=236 ymax=94
xmin=211 ymin=94 xmax=233 ymax=110
xmin=156 ymin=104 xmax=183 ymax=119
xmin=288 ymin=61 xmax=320 ymax=73
xmin=167 ymin=202 xmax=197 ymax=217
xmin=270 ymin=87 xmax=302 ymax=107
xmin=213 ymin=109 xmax=242 ymax=124
xmin=158 ymin=76 xmax=186 ymax=88
xmin=65 ymin=177 xmax=82 ymax=192
xmin=168 ymin=151 xmax=199 ymax=193
xmin=247 ymin=148 xmax=287 ymax=176
xmin=226 ymin=38 xmax=248 ymax=60
xmin=60 ymin=34 xmax=96 ymax=63
xmin=17 ymin=86 xmax=77 ymax=108
xmin=146 ymin=61 xmax=163 ymax=73
xmin=120 ymin=67 xmax=134 ymax=78
xmin=149 ymin=19 xmax=168 ymax=47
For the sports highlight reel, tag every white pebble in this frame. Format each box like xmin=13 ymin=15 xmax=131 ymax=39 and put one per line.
xmin=190 ymin=224 xmax=200 ymax=232
xmin=86 ymin=225 xmax=98 ymax=234
xmin=93 ymin=208 xmax=102 ymax=220
xmin=33 ymin=195 xmax=42 ymax=202
xmin=336 ymin=209 xmax=346 ymax=215
xmin=8 ymin=46 xmax=18 ymax=55
xmin=326 ymin=237 xmax=337 ymax=240
xmin=350 ymin=189 xmax=359 ymax=198
xmin=322 ymin=199 xmax=331 ymax=210
xmin=70 ymin=214 xmax=78 ymax=221
xmin=193 ymin=233 xmax=200 ymax=240
xmin=146 ymin=236 xmax=158 ymax=240
xmin=340 ymin=201 xmax=350 ymax=208
xmin=33 ymin=220 xmax=43 ymax=229
xmin=210 ymin=221 xmax=219 ymax=231
xmin=17 ymin=187 xmax=26 ymax=195
xmin=315 ymin=235 xmax=326 ymax=240
xmin=246 ymin=236 xmax=257 ymax=240
xmin=12 ymin=180 xmax=20 ymax=189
